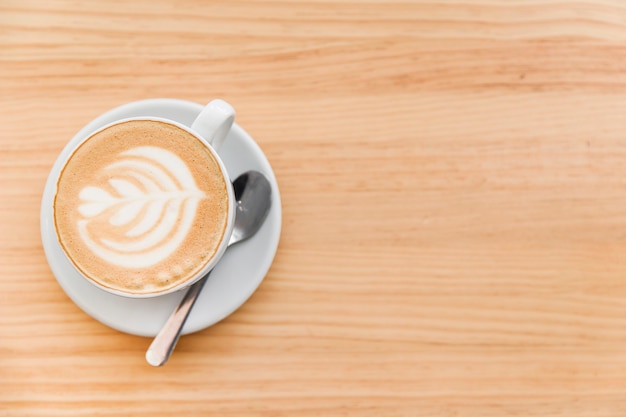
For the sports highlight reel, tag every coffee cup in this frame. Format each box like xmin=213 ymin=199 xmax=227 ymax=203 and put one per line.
xmin=50 ymin=99 xmax=236 ymax=298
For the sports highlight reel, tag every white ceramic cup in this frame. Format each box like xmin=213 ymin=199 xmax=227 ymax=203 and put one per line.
xmin=48 ymin=99 xmax=236 ymax=298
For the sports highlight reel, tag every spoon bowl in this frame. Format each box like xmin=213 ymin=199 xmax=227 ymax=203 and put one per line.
xmin=229 ymin=171 xmax=273 ymax=245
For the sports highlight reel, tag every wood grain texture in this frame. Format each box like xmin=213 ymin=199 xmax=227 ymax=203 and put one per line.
xmin=3 ymin=0 xmax=626 ymax=415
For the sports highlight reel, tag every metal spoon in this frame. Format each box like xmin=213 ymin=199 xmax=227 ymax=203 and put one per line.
xmin=146 ymin=171 xmax=272 ymax=366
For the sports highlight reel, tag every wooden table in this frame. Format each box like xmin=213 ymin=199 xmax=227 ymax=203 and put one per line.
xmin=3 ymin=1 xmax=626 ymax=415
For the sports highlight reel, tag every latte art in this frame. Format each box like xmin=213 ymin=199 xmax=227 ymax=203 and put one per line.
xmin=77 ymin=146 xmax=206 ymax=268
xmin=54 ymin=120 xmax=230 ymax=295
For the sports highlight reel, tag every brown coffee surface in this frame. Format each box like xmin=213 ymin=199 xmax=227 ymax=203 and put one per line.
xmin=54 ymin=120 xmax=229 ymax=295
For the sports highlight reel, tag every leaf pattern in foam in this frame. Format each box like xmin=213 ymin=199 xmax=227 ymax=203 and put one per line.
xmin=76 ymin=145 xmax=206 ymax=268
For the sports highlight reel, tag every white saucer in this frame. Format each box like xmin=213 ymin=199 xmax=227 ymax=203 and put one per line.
xmin=40 ymin=99 xmax=282 ymax=337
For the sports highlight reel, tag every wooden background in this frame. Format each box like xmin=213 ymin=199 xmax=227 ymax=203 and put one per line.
xmin=3 ymin=0 xmax=626 ymax=415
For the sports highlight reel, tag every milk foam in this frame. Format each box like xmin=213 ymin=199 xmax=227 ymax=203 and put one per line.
xmin=76 ymin=146 xmax=206 ymax=268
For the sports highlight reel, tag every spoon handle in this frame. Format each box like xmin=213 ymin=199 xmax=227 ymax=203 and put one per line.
xmin=145 ymin=273 xmax=210 ymax=366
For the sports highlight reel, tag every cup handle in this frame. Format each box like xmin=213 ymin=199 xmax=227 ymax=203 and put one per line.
xmin=190 ymin=99 xmax=235 ymax=151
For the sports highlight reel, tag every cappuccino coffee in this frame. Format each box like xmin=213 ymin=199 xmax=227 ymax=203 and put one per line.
xmin=54 ymin=120 xmax=230 ymax=295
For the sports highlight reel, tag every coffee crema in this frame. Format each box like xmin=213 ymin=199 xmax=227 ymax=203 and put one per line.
xmin=54 ymin=120 xmax=229 ymax=295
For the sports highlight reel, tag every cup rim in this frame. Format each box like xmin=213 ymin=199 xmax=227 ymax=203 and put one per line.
xmin=51 ymin=116 xmax=237 ymax=299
